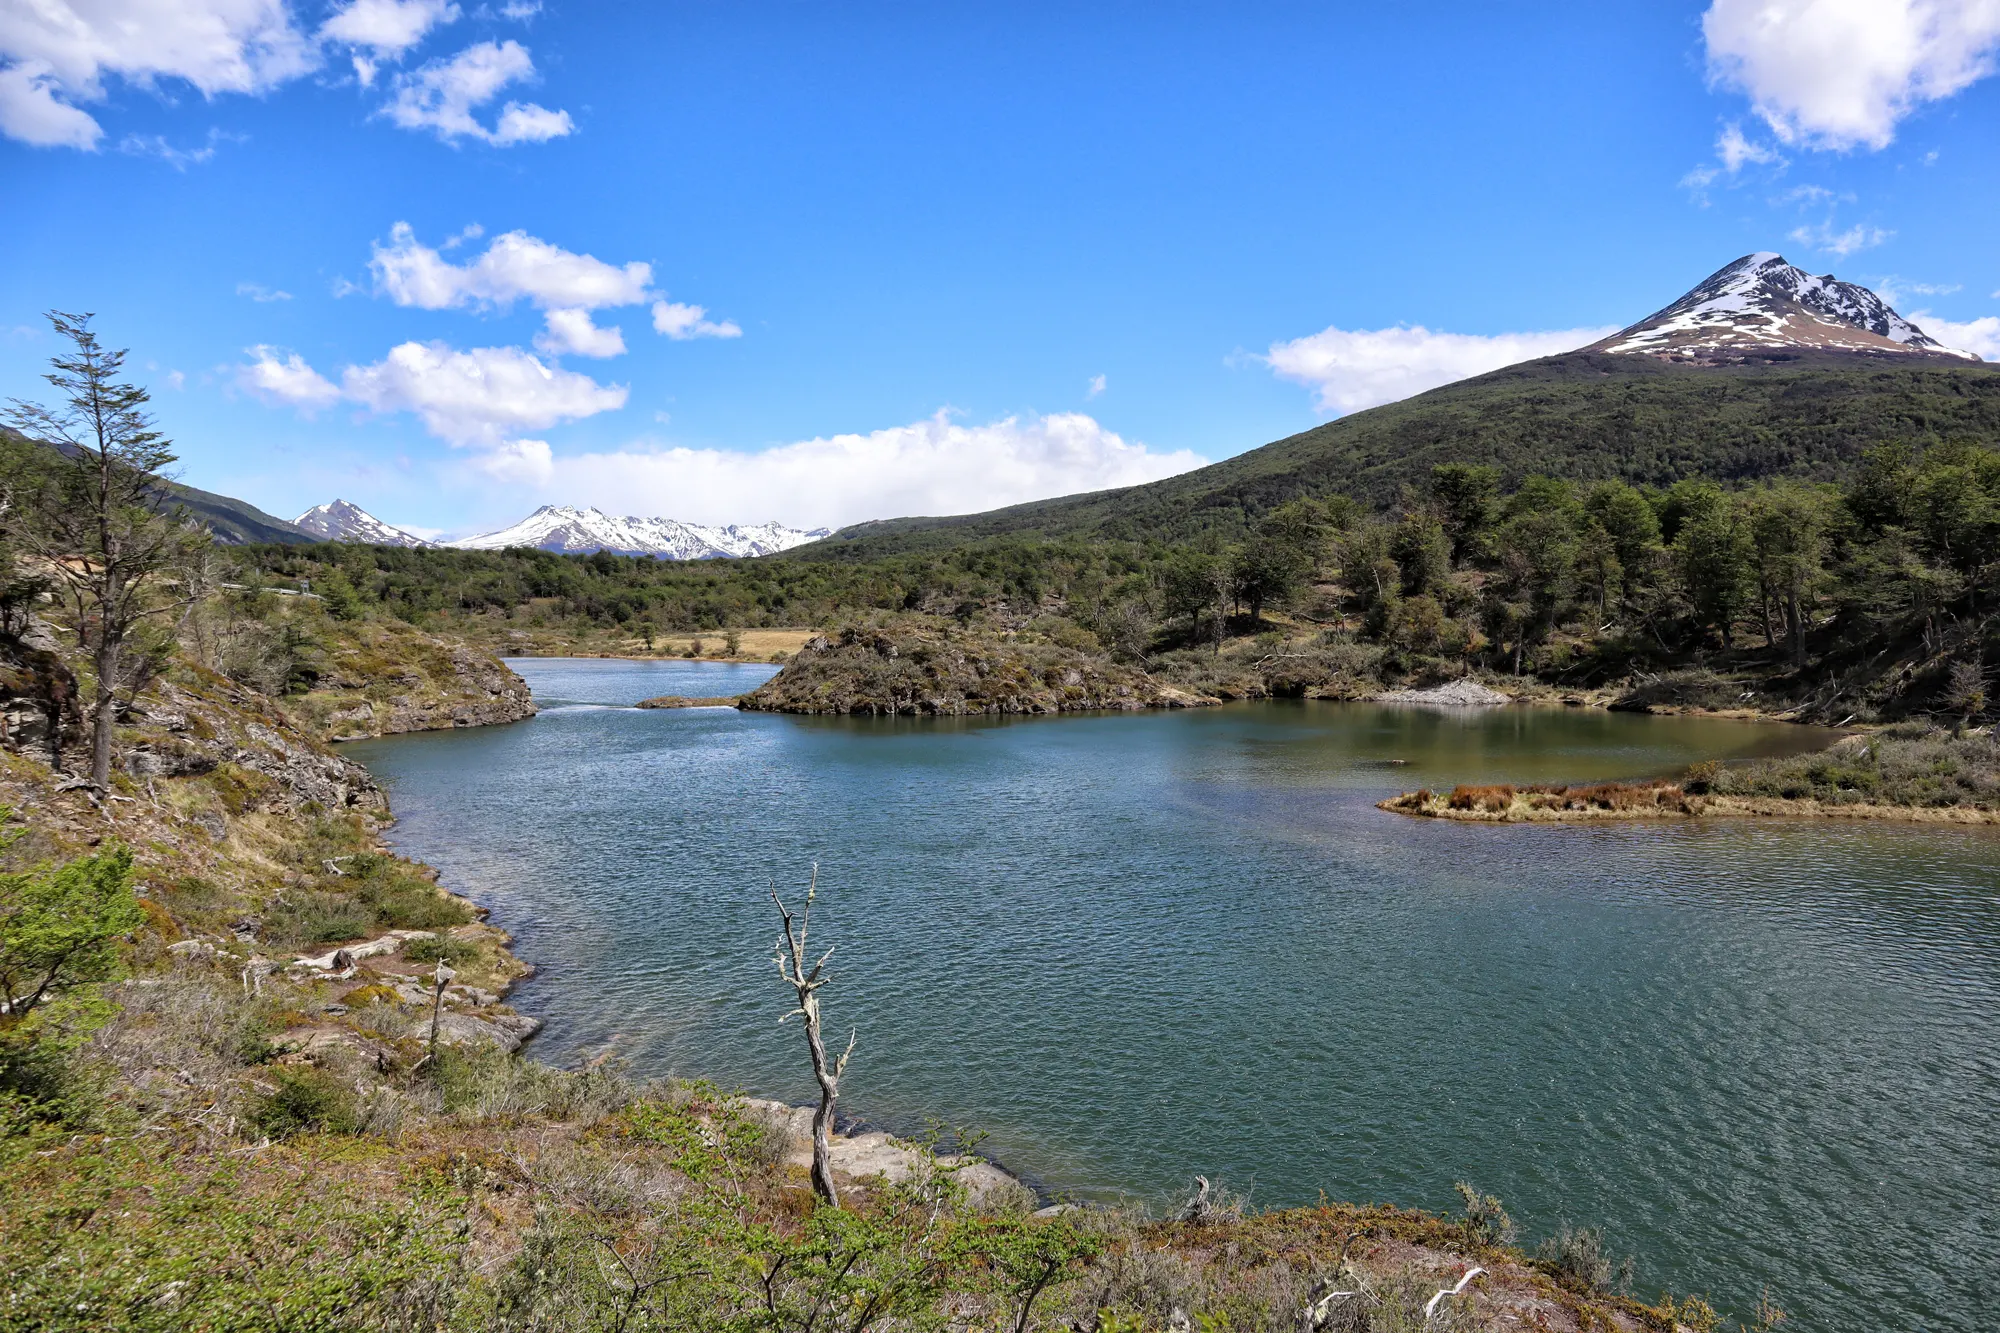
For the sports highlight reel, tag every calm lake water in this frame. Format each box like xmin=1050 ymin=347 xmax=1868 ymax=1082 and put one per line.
xmin=347 ymin=658 xmax=2000 ymax=1333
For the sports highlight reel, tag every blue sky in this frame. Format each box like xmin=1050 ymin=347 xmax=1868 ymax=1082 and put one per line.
xmin=3 ymin=2 xmax=1997 ymax=537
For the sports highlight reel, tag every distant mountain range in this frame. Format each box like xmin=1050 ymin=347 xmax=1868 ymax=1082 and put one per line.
xmin=294 ymin=500 xmax=432 ymax=547
xmin=445 ymin=505 xmax=831 ymax=558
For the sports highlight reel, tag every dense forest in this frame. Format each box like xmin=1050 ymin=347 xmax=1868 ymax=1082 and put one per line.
xmin=238 ymin=437 xmax=1999 ymax=723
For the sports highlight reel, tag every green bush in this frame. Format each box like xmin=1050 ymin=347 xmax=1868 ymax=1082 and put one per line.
xmin=403 ymin=933 xmax=475 ymax=966
xmin=253 ymin=1067 xmax=359 ymax=1138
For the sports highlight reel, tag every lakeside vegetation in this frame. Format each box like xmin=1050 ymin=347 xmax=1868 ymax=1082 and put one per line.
xmin=237 ymin=430 xmax=1998 ymax=731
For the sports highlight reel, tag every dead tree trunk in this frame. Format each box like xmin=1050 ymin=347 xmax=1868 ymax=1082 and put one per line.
xmin=773 ymin=865 xmax=855 ymax=1208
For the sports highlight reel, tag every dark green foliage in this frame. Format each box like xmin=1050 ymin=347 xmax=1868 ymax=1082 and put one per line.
xmin=252 ymin=1066 xmax=359 ymax=1138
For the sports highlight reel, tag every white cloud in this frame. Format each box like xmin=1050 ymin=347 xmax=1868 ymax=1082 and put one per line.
xmin=1703 ymin=0 xmax=2000 ymax=150
xmin=1788 ymin=219 xmax=1894 ymax=256
xmin=0 ymin=1 xmax=559 ymax=150
xmin=1718 ymin=121 xmax=1783 ymax=171
xmin=118 ymin=130 xmax=227 ymax=168
xmin=1681 ymin=122 xmax=1787 ymax=196
xmin=537 ymin=410 xmax=1206 ymax=529
xmin=1263 ymin=323 xmax=1619 ymax=415
xmin=371 ymin=222 xmax=652 ymax=311
xmin=1910 ymin=311 xmax=2000 ymax=359
xmin=237 ymin=345 xmax=341 ymax=409
xmin=383 ymin=39 xmax=571 ymax=145
xmin=238 ymin=339 xmax=627 ymax=476
xmin=236 ymin=281 xmax=293 ymax=302
xmin=165 ymin=370 xmax=187 ymax=391
xmin=341 ymin=340 xmax=627 ymax=447
xmin=534 ymin=308 xmax=626 ymax=358
xmin=650 ymin=300 xmax=741 ymax=340
xmin=321 ymin=0 xmax=459 ymax=84
xmin=0 ymin=0 xmax=316 ymax=148
xmin=1086 ymin=373 xmax=1107 ymax=398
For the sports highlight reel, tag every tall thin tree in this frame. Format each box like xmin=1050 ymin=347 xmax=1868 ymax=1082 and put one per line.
xmin=4 ymin=312 xmax=193 ymax=794
xmin=772 ymin=864 xmax=855 ymax=1207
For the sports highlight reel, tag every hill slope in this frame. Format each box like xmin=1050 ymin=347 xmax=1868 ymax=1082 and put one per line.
xmin=811 ymin=350 xmax=2000 ymax=556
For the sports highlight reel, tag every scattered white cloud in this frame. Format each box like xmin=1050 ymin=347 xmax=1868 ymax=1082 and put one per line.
xmin=237 ymin=345 xmax=342 ymax=410
xmin=118 ymin=128 xmax=236 ymax=168
xmin=1922 ymin=147 xmax=1942 ymax=163
xmin=1086 ymin=373 xmax=1107 ymax=399
xmin=1775 ymin=183 xmax=1848 ymax=206
xmin=1909 ymin=310 xmax=2000 ymax=359
xmin=383 ymin=39 xmax=571 ymax=145
xmin=1788 ymin=219 xmax=1894 ymax=257
xmin=238 ymin=338 xmax=628 ymax=478
xmin=534 ymin=308 xmax=626 ymax=358
xmin=650 ymin=300 xmax=741 ymax=340
xmin=0 ymin=0 xmax=315 ymax=149
xmin=537 ymin=410 xmax=1207 ymax=529
xmin=341 ymin=341 xmax=627 ymax=447
xmin=165 ymin=370 xmax=187 ymax=391
xmin=1702 ymin=0 xmax=2000 ymax=150
xmin=1718 ymin=121 xmax=1783 ymax=171
xmin=1263 ymin=323 xmax=1619 ymax=415
xmin=321 ymin=0 xmax=460 ymax=85
xmin=236 ymin=282 xmax=293 ymax=302
xmin=495 ymin=2 xmax=542 ymax=20
xmin=1681 ymin=122 xmax=1786 ymax=197
xmin=0 ymin=1 xmax=564 ymax=150
xmin=371 ymin=222 xmax=651 ymax=311
xmin=1874 ymin=277 xmax=1962 ymax=308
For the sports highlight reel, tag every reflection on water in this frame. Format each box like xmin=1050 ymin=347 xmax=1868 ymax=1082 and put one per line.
xmin=348 ymin=659 xmax=2000 ymax=1333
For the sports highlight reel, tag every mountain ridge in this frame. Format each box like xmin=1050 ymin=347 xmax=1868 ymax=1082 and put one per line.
xmin=1589 ymin=251 xmax=1974 ymax=361
xmin=446 ymin=505 xmax=832 ymax=559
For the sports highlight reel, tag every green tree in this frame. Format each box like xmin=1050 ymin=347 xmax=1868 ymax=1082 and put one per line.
xmin=1429 ymin=463 xmax=1500 ymax=563
xmin=1486 ymin=508 xmax=1578 ymax=674
xmin=1583 ymin=481 xmax=1661 ymax=614
xmin=1745 ymin=483 xmax=1834 ymax=664
xmin=1671 ymin=485 xmax=1752 ymax=647
xmin=3 ymin=313 xmax=200 ymax=794
xmin=0 ymin=841 xmax=141 ymax=1019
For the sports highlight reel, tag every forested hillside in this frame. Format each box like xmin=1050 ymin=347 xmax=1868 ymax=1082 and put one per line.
xmin=813 ymin=351 xmax=2000 ymax=555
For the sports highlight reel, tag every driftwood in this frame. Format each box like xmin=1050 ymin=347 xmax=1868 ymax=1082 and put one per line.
xmin=773 ymin=865 xmax=855 ymax=1207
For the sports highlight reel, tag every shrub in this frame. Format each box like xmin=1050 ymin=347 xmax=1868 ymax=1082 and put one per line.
xmin=402 ymin=934 xmax=475 ymax=966
xmin=1447 ymin=784 xmax=1515 ymax=812
xmin=267 ymin=890 xmax=372 ymax=947
xmin=253 ymin=1066 xmax=359 ymax=1138
xmin=1534 ymin=1223 xmax=1632 ymax=1294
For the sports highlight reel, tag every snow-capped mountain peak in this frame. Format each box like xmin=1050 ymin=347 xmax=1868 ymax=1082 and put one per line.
xmin=1590 ymin=253 xmax=1979 ymax=361
xmin=293 ymin=499 xmax=432 ymax=547
xmin=444 ymin=505 xmax=831 ymax=559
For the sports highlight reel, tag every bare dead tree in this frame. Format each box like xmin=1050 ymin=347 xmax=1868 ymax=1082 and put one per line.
xmin=772 ymin=863 xmax=855 ymax=1207
xmin=3 ymin=312 xmax=198 ymax=794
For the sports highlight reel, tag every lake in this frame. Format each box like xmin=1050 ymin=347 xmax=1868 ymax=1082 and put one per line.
xmin=347 ymin=657 xmax=2000 ymax=1332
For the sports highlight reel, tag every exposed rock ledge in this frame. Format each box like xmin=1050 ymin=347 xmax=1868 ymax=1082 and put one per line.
xmin=1372 ymin=679 xmax=1513 ymax=706
xmin=295 ymin=620 xmax=538 ymax=741
xmin=738 ymin=1097 xmax=1028 ymax=1208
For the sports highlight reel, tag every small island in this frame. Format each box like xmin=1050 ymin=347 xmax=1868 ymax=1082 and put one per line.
xmin=1382 ymin=726 xmax=2000 ymax=824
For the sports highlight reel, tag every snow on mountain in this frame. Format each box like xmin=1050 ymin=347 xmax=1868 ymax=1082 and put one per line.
xmin=1590 ymin=253 xmax=1981 ymax=361
xmin=445 ymin=505 xmax=832 ymax=559
xmin=293 ymin=499 xmax=432 ymax=547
